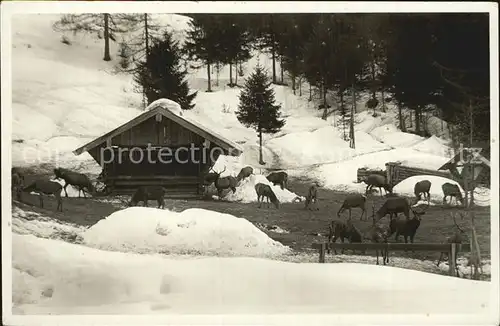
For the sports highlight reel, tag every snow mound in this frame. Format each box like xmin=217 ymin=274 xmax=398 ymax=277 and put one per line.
xmin=82 ymin=207 xmax=291 ymax=257
xmin=12 ymin=206 xmax=85 ymax=241
xmin=411 ymin=135 xmax=453 ymax=157
xmin=392 ymin=175 xmax=491 ymax=207
xmin=145 ymin=98 xmax=183 ymax=116
xmin=12 ymin=233 xmax=490 ymax=314
xmin=221 ymin=174 xmax=303 ymax=203
xmin=370 ymin=124 xmax=424 ymax=148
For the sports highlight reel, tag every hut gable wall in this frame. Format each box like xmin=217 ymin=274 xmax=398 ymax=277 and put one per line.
xmin=109 ymin=116 xmax=204 ymax=147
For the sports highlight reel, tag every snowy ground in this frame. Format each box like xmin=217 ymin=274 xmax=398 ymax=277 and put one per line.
xmin=11 ymin=206 xmax=494 ymax=315
xmin=6 ymin=13 xmax=495 ymax=318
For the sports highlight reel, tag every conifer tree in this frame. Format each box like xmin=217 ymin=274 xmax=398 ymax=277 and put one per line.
xmin=133 ymin=31 xmax=197 ymax=110
xmin=184 ymin=15 xmax=224 ymax=92
xmin=236 ymin=65 xmax=285 ymax=163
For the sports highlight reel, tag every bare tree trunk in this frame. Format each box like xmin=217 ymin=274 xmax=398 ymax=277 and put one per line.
xmin=229 ymin=63 xmax=233 ymax=86
xmin=322 ymin=82 xmax=328 ymax=120
xmin=142 ymin=13 xmax=149 ymax=108
xmin=234 ymin=61 xmax=238 ymax=86
xmin=206 ymin=62 xmax=212 ymax=92
xmin=398 ymin=100 xmax=405 ymax=131
xmin=415 ymin=108 xmax=421 ymax=135
xmin=280 ymin=56 xmax=284 ymax=83
xmin=350 ymin=84 xmax=356 ymax=149
xmin=469 ymin=100 xmax=475 ymax=206
xmin=103 ymin=14 xmax=111 ymax=61
xmin=292 ymin=74 xmax=296 ymax=95
xmin=381 ymin=89 xmax=386 ymax=112
xmin=309 ymin=83 xmax=312 ymax=101
xmin=144 ymin=14 xmax=149 ymax=58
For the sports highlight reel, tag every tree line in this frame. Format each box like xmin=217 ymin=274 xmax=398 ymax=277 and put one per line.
xmin=53 ymin=13 xmax=490 ymax=146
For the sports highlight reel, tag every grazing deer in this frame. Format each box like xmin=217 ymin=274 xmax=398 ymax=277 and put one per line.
xmin=437 ymin=212 xmax=467 ymax=276
xmin=389 ymin=215 xmax=422 ymax=244
xmin=364 ymin=204 xmax=391 ymax=265
xmin=236 ymin=166 xmax=254 ymax=183
xmin=304 ymin=183 xmax=319 ymax=210
xmin=23 ymin=179 xmax=63 ymax=212
xmin=442 ymin=183 xmax=463 ymax=206
xmin=374 ymin=196 xmax=428 ymax=222
xmin=53 ymin=168 xmax=95 ymax=198
xmin=212 ymin=166 xmax=238 ymax=200
xmin=414 ymin=180 xmax=431 ymax=203
xmin=364 ymin=174 xmax=393 ymax=196
xmin=255 ymin=183 xmax=280 ymax=209
xmin=266 ymin=171 xmax=288 ymax=190
xmin=129 ymin=185 xmax=167 ymax=209
xmin=326 ymin=219 xmax=363 ymax=255
xmin=337 ymin=193 xmax=367 ymax=220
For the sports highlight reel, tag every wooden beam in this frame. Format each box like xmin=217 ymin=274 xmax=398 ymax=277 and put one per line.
xmin=106 ymin=137 xmax=112 ymax=147
xmin=156 ymin=113 xmax=162 ymax=122
xmin=311 ymin=242 xmax=471 ymax=252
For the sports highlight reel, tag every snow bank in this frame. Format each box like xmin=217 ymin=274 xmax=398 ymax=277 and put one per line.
xmin=392 ymin=175 xmax=491 ymax=207
xmin=12 ymin=206 xmax=85 ymax=241
xmin=411 ymin=135 xmax=453 ymax=157
xmin=220 ymin=174 xmax=303 ymax=203
xmin=306 ymin=148 xmax=451 ymax=193
xmin=82 ymin=207 xmax=291 ymax=257
xmin=370 ymin=124 xmax=424 ymax=148
xmin=145 ymin=98 xmax=183 ymax=116
xmin=12 ymin=233 xmax=491 ymax=314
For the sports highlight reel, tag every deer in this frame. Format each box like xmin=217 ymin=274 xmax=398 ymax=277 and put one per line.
xmin=364 ymin=204 xmax=391 ymax=265
xmin=22 ymin=179 xmax=63 ymax=212
xmin=374 ymin=196 xmax=429 ymax=222
xmin=212 ymin=166 xmax=238 ymax=200
xmin=304 ymin=183 xmax=319 ymax=210
xmin=337 ymin=193 xmax=367 ymax=220
xmin=266 ymin=171 xmax=288 ymax=190
xmin=437 ymin=212 xmax=468 ymax=276
xmin=388 ymin=215 xmax=422 ymax=244
xmin=442 ymin=183 xmax=464 ymax=206
xmin=128 ymin=185 xmax=167 ymax=209
xmin=53 ymin=168 xmax=95 ymax=198
xmin=364 ymin=174 xmax=393 ymax=196
xmin=12 ymin=171 xmax=25 ymax=201
xmin=236 ymin=166 xmax=254 ymax=183
xmin=414 ymin=179 xmax=431 ymax=203
xmin=326 ymin=219 xmax=363 ymax=255
xmin=255 ymin=183 xmax=280 ymax=209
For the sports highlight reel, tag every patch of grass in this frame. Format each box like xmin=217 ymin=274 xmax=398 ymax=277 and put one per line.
xmin=13 ymin=176 xmax=490 ymax=263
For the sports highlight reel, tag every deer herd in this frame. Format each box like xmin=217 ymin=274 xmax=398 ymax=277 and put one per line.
xmin=12 ymin=166 xmax=473 ymax=269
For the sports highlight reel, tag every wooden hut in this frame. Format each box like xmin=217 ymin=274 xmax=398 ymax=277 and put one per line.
xmin=73 ymin=102 xmax=243 ymax=197
xmin=438 ymin=146 xmax=491 ymax=188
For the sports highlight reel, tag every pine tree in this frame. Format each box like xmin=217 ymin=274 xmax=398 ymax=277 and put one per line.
xmin=53 ymin=14 xmax=125 ymax=61
xmin=133 ymin=31 xmax=197 ymax=110
xmin=236 ymin=65 xmax=285 ymax=163
xmin=184 ymin=15 xmax=225 ymax=92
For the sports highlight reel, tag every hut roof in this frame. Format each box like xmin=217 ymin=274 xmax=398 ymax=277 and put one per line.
xmin=438 ymin=147 xmax=491 ymax=171
xmin=73 ymin=103 xmax=243 ymax=156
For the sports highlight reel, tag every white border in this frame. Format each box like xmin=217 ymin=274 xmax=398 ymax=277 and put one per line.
xmin=1 ymin=1 xmax=498 ymax=326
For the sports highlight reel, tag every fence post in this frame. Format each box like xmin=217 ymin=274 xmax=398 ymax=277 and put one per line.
xmin=449 ymin=243 xmax=457 ymax=276
xmin=319 ymin=243 xmax=326 ymax=263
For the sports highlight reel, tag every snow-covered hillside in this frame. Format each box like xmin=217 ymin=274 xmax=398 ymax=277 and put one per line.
xmin=12 ymin=14 xmax=487 ymax=202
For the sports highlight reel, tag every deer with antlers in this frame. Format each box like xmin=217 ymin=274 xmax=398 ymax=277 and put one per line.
xmin=212 ymin=166 xmax=238 ymax=200
xmin=436 ymin=212 xmax=467 ymax=276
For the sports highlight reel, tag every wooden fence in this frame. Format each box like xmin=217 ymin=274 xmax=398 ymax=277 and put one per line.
xmin=311 ymin=242 xmax=471 ymax=277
